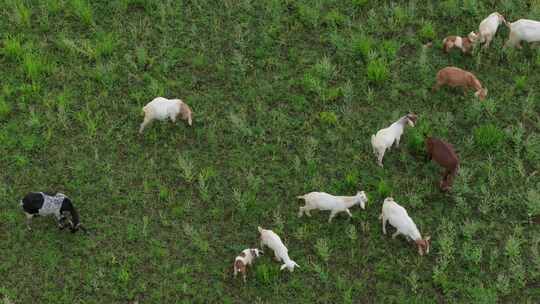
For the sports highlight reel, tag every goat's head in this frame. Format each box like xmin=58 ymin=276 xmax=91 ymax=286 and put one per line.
xmin=251 ymin=249 xmax=263 ymax=258
xmin=280 ymin=260 xmax=300 ymax=272
xmin=406 ymin=113 xmax=418 ymax=127
xmin=383 ymin=197 xmax=395 ymax=204
xmin=468 ymin=31 xmax=479 ymax=42
xmin=474 ymin=88 xmax=487 ymax=100
xmin=415 ymin=236 xmax=431 ymax=256
xmin=179 ymin=101 xmax=193 ymax=126
xmin=356 ymin=191 xmax=368 ymax=209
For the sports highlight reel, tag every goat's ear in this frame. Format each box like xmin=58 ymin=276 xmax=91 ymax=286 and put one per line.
xmin=294 ymin=262 xmax=300 ymax=268
xmin=280 ymin=264 xmax=287 ymax=271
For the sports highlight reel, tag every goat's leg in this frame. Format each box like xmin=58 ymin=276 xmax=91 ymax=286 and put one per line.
xmin=243 ymin=272 xmax=247 ymax=283
xmin=395 ymin=136 xmax=401 ymax=148
xmin=298 ymin=206 xmax=304 ymax=218
xmin=377 ymin=149 xmax=385 ymax=167
xmin=328 ymin=210 xmax=339 ymax=223
xmin=274 ymin=253 xmax=281 ymax=262
xmin=25 ymin=213 xmax=33 ymax=230
xmin=170 ymin=113 xmax=177 ymax=123
xmin=392 ymin=230 xmax=401 ymax=239
xmin=139 ymin=116 xmax=153 ymax=134
xmin=345 ymin=209 xmax=353 ymax=218
xmin=381 ymin=214 xmax=388 ymax=235
xmin=483 ymin=35 xmax=492 ymax=48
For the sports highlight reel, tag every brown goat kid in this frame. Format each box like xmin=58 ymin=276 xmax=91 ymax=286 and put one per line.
xmin=432 ymin=67 xmax=487 ymax=100
xmin=426 ymin=137 xmax=459 ymax=191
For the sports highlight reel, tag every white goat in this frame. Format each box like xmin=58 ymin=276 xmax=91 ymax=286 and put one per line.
xmin=477 ymin=12 xmax=506 ymax=48
xmin=504 ymin=19 xmax=540 ymax=48
xmin=258 ymin=226 xmax=299 ymax=272
xmin=297 ymin=191 xmax=368 ymax=223
xmin=371 ymin=113 xmax=417 ymax=167
xmin=380 ymin=197 xmax=431 ymax=256
xmin=139 ymin=97 xmax=193 ymax=134
xmin=233 ymin=248 xmax=263 ymax=283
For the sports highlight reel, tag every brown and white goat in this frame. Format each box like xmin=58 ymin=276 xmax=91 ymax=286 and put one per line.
xmin=139 ymin=97 xmax=193 ymax=134
xmin=432 ymin=67 xmax=487 ymax=100
xmin=233 ymin=248 xmax=263 ymax=283
xmin=380 ymin=197 xmax=431 ymax=256
xmin=442 ymin=32 xmax=477 ymax=54
xmin=426 ymin=137 xmax=459 ymax=191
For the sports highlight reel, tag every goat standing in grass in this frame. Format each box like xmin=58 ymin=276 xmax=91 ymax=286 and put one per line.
xmin=442 ymin=32 xmax=478 ymax=54
xmin=297 ymin=191 xmax=368 ymax=223
xmin=432 ymin=67 xmax=487 ymax=100
xmin=476 ymin=12 xmax=507 ymax=48
xmin=258 ymin=226 xmax=299 ymax=272
xmin=233 ymin=248 xmax=263 ymax=283
xmin=371 ymin=113 xmax=417 ymax=167
xmin=504 ymin=19 xmax=540 ymax=48
xmin=380 ymin=197 xmax=431 ymax=256
xmin=426 ymin=137 xmax=460 ymax=191
xmin=139 ymin=97 xmax=193 ymax=134
xmin=20 ymin=192 xmax=85 ymax=233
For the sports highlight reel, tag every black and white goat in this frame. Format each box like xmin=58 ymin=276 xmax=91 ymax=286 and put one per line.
xmin=20 ymin=192 xmax=85 ymax=233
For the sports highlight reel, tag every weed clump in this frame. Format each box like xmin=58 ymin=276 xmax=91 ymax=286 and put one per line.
xmin=474 ymin=124 xmax=505 ymax=151
xmin=367 ymin=58 xmax=389 ymax=84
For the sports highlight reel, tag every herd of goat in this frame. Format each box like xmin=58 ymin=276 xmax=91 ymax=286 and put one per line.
xmin=18 ymin=12 xmax=539 ymax=283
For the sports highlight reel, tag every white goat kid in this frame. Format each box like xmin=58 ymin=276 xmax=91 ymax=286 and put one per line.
xmin=371 ymin=113 xmax=417 ymax=167
xmin=139 ymin=97 xmax=193 ymax=134
xmin=297 ymin=191 xmax=368 ymax=223
xmin=258 ymin=226 xmax=299 ymax=272
xmin=380 ymin=197 xmax=431 ymax=256
xmin=477 ymin=12 xmax=506 ymax=48
xmin=504 ymin=19 xmax=540 ymax=48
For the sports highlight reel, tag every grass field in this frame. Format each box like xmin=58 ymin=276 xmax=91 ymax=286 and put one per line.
xmin=1 ymin=0 xmax=540 ymax=303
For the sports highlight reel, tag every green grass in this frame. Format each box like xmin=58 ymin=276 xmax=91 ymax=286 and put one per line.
xmin=1 ymin=1 xmax=539 ymax=303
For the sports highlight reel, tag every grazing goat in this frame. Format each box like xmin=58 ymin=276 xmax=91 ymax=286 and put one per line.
xmin=442 ymin=32 xmax=477 ymax=54
xmin=371 ymin=113 xmax=418 ymax=167
xmin=233 ymin=248 xmax=263 ymax=283
xmin=20 ymin=192 xmax=84 ymax=233
xmin=432 ymin=67 xmax=487 ymax=100
xmin=380 ymin=197 xmax=431 ymax=256
xmin=477 ymin=12 xmax=506 ymax=48
xmin=258 ymin=226 xmax=299 ymax=272
xmin=139 ymin=97 xmax=193 ymax=134
xmin=297 ymin=191 xmax=368 ymax=223
xmin=426 ymin=137 xmax=459 ymax=191
xmin=504 ymin=19 xmax=540 ymax=48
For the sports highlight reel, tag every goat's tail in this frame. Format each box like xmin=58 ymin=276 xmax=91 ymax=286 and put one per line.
xmin=297 ymin=195 xmax=305 ymax=200
xmin=371 ymin=134 xmax=378 ymax=150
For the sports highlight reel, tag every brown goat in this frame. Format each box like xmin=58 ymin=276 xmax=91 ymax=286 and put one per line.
xmin=432 ymin=67 xmax=487 ymax=100
xmin=426 ymin=137 xmax=459 ymax=191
